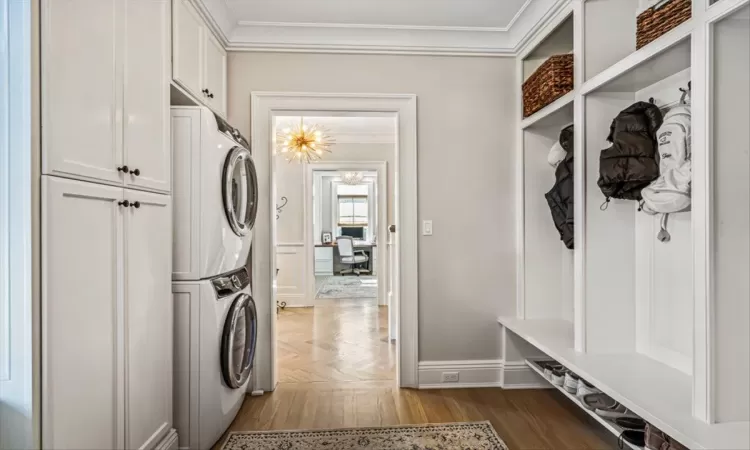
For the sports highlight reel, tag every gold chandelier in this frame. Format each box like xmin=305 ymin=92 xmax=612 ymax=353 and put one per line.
xmin=276 ymin=118 xmax=334 ymax=163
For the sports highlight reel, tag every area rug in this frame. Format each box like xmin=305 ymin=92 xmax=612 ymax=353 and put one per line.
xmin=316 ymin=276 xmax=378 ymax=299
xmin=220 ymin=422 xmax=508 ymax=450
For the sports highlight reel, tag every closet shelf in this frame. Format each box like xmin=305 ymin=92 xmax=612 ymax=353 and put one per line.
xmin=520 ymin=92 xmax=574 ymax=130
xmin=581 ymin=20 xmax=692 ymax=95
xmin=498 ymin=316 xmax=750 ymax=450
xmin=525 ymin=358 xmax=643 ymax=450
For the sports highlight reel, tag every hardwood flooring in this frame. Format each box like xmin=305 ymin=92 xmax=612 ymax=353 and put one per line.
xmin=216 ymin=298 xmax=615 ymax=449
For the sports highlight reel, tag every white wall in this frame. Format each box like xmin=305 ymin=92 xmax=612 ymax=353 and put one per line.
xmin=228 ymin=52 xmax=517 ymax=361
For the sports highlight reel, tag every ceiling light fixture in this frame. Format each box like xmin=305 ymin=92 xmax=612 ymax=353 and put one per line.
xmin=341 ymin=172 xmax=365 ymax=185
xmin=276 ymin=118 xmax=334 ymax=163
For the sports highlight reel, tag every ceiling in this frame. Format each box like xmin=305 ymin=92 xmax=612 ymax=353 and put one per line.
xmin=274 ymin=115 xmax=397 ymax=144
xmin=196 ymin=0 xmax=568 ymax=54
xmin=224 ymin=0 xmax=529 ymax=29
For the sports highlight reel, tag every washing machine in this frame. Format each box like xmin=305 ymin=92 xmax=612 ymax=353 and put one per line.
xmin=171 ymin=106 xmax=258 ymax=281
xmin=173 ymin=267 xmax=257 ymax=450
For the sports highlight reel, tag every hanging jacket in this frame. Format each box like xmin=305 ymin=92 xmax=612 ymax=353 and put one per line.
xmin=598 ymin=101 xmax=663 ymax=202
xmin=641 ymin=104 xmax=692 ymax=214
xmin=545 ymin=124 xmax=574 ymax=249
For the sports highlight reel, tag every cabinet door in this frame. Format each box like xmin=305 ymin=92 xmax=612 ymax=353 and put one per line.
xmin=124 ymin=189 xmax=172 ymax=449
xmin=41 ymin=0 xmax=123 ymax=184
xmin=42 ymin=177 xmax=124 ymax=450
xmin=124 ymin=0 xmax=171 ymax=193
xmin=172 ymin=0 xmax=204 ymax=99
xmin=204 ymin=30 xmax=227 ymax=116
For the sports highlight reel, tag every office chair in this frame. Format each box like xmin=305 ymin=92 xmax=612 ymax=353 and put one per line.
xmin=337 ymin=236 xmax=370 ymax=276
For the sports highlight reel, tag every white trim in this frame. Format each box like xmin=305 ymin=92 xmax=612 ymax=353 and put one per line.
xmin=251 ymin=92 xmax=418 ymax=390
xmin=572 ymin=0 xmax=586 ymax=353
xmin=236 ymin=20 xmax=514 ymax=33
xmin=417 ymin=360 xmax=504 ymax=389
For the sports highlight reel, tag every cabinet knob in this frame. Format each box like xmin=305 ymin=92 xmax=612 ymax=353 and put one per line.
xmin=129 ymin=168 xmax=141 ymax=176
xmin=118 ymin=200 xmax=130 ymax=207
xmin=117 ymin=165 xmax=129 ymax=173
xmin=132 ymin=201 xmax=141 ymax=209
xmin=202 ymin=88 xmax=209 ymax=95
xmin=208 ymin=92 xmax=214 ymax=99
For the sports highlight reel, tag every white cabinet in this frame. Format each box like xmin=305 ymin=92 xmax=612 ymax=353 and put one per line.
xmin=314 ymin=246 xmax=334 ymax=276
xmin=124 ymin=0 xmax=172 ymax=193
xmin=125 ymin=190 xmax=173 ymax=449
xmin=203 ymin=31 xmax=227 ymax=115
xmin=172 ymin=0 xmax=204 ymax=98
xmin=41 ymin=0 xmax=171 ymax=193
xmin=172 ymin=0 xmax=227 ymax=116
xmin=42 ymin=177 xmax=173 ymax=450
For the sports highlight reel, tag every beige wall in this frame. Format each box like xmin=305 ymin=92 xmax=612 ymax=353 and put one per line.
xmin=228 ymin=52 xmax=517 ymax=362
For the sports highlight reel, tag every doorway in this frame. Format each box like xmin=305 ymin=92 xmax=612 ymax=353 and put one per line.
xmin=250 ymin=93 xmax=418 ymax=391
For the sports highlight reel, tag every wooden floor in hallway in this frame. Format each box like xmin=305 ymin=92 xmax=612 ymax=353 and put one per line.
xmin=216 ymin=299 xmax=615 ymax=449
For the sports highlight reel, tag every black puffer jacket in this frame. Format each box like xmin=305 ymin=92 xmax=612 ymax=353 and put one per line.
xmin=545 ymin=124 xmax=574 ymax=249
xmin=598 ymin=102 xmax=663 ymax=201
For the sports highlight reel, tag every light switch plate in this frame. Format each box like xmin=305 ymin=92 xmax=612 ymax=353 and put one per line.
xmin=422 ymin=220 xmax=433 ymax=236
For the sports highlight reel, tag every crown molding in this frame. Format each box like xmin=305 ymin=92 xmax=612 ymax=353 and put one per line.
xmin=194 ymin=0 xmax=571 ymax=56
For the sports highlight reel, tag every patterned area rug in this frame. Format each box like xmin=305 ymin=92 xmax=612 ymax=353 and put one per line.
xmin=220 ymin=422 xmax=508 ymax=450
xmin=316 ymin=276 xmax=378 ymax=299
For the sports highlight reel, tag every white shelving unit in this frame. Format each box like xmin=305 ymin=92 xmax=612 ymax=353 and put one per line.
xmin=504 ymin=1 xmax=750 ymax=449
xmin=524 ymin=358 xmax=643 ymax=450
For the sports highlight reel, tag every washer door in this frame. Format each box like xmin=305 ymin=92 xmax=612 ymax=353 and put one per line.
xmin=222 ymin=146 xmax=258 ymax=237
xmin=220 ymin=293 xmax=258 ymax=389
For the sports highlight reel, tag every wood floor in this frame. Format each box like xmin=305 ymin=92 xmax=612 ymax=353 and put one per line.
xmin=216 ymin=298 xmax=615 ymax=449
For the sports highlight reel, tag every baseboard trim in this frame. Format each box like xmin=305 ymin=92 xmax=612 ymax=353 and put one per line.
xmin=418 ymin=360 xmax=503 ymax=389
xmin=417 ymin=360 xmax=552 ymax=390
xmin=501 ymin=361 xmax=551 ymax=389
xmin=155 ymin=429 xmax=178 ymax=450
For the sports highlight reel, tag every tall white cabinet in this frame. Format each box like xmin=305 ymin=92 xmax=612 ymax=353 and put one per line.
xmin=41 ymin=0 xmax=176 ymax=449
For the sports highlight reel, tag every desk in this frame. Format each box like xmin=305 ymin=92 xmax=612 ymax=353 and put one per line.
xmin=315 ymin=242 xmax=377 ymax=275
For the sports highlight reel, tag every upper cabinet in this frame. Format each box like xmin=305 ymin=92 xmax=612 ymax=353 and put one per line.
xmin=172 ymin=0 xmax=227 ymax=117
xmin=41 ymin=0 xmax=172 ymax=194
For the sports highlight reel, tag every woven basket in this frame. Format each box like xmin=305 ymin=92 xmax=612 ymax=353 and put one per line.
xmin=636 ymin=0 xmax=692 ymax=49
xmin=522 ymin=54 xmax=574 ymax=118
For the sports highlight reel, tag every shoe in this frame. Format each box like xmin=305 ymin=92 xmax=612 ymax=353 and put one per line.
xmin=615 ymin=417 xmax=646 ymax=431
xmin=618 ymin=430 xmax=646 ymax=449
xmin=563 ymin=372 xmax=580 ymax=394
xmin=550 ymin=368 xmax=567 ymax=387
xmin=595 ymin=401 xmax=639 ymax=420
xmin=582 ymin=393 xmax=616 ymax=411
xmin=645 ymin=424 xmax=688 ymax=450
xmin=536 ymin=360 xmax=563 ymax=381
xmin=576 ymin=379 xmax=601 ymax=400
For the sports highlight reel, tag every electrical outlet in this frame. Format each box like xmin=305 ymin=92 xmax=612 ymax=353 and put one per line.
xmin=441 ymin=372 xmax=459 ymax=383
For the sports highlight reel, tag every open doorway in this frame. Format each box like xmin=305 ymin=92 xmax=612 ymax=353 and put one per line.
xmin=272 ymin=114 xmax=396 ymax=384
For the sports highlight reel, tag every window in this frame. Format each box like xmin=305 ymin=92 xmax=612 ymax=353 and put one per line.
xmin=338 ymin=195 xmax=368 ymax=226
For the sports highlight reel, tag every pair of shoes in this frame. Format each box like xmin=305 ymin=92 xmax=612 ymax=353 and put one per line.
xmin=645 ymin=424 xmax=689 ymax=450
xmin=618 ymin=430 xmax=646 ymax=449
xmin=550 ymin=368 xmax=567 ymax=387
xmin=582 ymin=393 xmax=639 ymax=420
xmin=575 ymin=378 xmax=601 ymax=400
xmin=536 ymin=360 xmax=564 ymax=382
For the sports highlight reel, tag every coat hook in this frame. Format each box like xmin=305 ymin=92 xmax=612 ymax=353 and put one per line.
xmin=649 ymin=97 xmax=655 ymax=104
xmin=276 ymin=196 xmax=288 ymax=220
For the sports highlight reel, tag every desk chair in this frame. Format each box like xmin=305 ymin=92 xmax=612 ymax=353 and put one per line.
xmin=337 ymin=236 xmax=370 ymax=275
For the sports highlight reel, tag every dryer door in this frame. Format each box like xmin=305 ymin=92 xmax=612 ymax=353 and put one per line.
xmin=221 ymin=293 xmax=258 ymax=389
xmin=222 ymin=146 xmax=258 ymax=237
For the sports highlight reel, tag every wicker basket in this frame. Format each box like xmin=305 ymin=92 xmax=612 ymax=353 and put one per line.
xmin=636 ymin=0 xmax=692 ymax=49
xmin=522 ymin=54 xmax=574 ymax=118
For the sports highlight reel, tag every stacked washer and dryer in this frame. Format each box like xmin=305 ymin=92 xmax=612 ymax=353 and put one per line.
xmin=171 ymin=107 xmax=260 ymax=450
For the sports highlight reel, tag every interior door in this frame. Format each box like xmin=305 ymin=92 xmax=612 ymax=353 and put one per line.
xmin=41 ymin=0 xmax=122 ymax=184
xmin=203 ymin=30 xmax=226 ymax=116
xmin=42 ymin=177 xmax=124 ymax=450
xmin=123 ymin=0 xmax=171 ymax=193
xmin=124 ymin=189 xmax=172 ymax=449
xmin=172 ymin=0 xmax=204 ymax=98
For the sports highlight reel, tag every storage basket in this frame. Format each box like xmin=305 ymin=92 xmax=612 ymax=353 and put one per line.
xmin=522 ymin=54 xmax=574 ymax=118
xmin=636 ymin=0 xmax=692 ymax=49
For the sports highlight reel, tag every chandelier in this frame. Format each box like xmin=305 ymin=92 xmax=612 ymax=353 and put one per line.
xmin=276 ymin=118 xmax=334 ymax=163
xmin=341 ymin=172 xmax=364 ymax=185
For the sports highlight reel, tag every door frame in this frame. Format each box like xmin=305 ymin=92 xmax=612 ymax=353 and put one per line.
xmin=304 ymin=161 xmax=388 ymax=308
xmin=250 ymin=92 xmax=418 ymax=390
